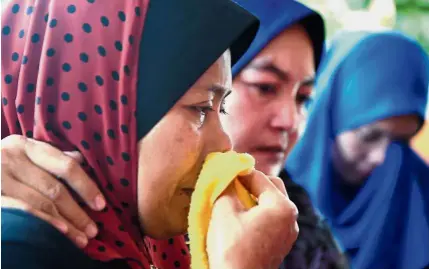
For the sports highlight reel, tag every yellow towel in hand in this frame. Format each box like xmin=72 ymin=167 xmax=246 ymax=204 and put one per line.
xmin=187 ymin=151 xmax=258 ymax=269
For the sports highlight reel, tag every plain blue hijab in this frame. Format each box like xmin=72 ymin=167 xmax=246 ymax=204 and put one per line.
xmin=232 ymin=0 xmax=325 ymax=76
xmin=286 ymin=31 xmax=429 ymax=269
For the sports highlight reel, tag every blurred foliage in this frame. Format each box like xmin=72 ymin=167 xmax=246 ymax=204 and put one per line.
xmin=1 ymin=0 xmax=428 ymax=53
xmin=395 ymin=0 xmax=429 ymax=53
xmin=300 ymin=0 xmax=429 ymax=53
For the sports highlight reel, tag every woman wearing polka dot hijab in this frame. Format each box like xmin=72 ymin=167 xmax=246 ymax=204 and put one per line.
xmin=1 ymin=1 xmax=300 ymax=269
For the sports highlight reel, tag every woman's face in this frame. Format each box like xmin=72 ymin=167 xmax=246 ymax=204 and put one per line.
xmin=333 ymin=115 xmax=421 ymax=184
xmin=223 ymin=24 xmax=315 ymax=176
xmin=136 ymin=50 xmax=233 ymax=238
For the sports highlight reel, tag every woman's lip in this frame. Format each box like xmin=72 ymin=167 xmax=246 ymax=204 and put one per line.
xmin=254 ymin=146 xmax=287 ymax=153
xmin=358 ymin=164 xmax=378 ymax=176
xmin=252 ymin=148 xmax=286 ymax=157
xmin=359 ymin=168 xmax=374 ymax=177
xmin=253 ymin=150 xmax=285 ymax=159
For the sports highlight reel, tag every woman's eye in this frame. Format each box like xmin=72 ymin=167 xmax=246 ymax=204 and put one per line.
xmin=220 ymin=100 xmax=229 ymax=115
xmin=193 ymin=106 xmax=214 ymax=125
xmin=253 ymin=83 xmax=277 ymax=95
xmin=220 ymin=107 xmax=229 ymax=115
xmin=296 ymin=93 xmax=311 ymax=104
xmin=361 ymin=132 xmax=383 ymax=143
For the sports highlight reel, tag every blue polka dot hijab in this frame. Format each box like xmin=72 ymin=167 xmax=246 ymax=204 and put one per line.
xmin=1 ymin=0 xmax=258 ymax=268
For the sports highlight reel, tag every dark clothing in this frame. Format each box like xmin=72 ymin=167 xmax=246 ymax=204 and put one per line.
xmin=2 ymin=209 xmax=131 ymax=269
xmin=279 ymin=171 xmax=349 ymax=269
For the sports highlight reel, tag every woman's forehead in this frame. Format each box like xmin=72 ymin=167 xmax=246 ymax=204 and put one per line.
xmin=192 ymin=51 xmax=232 ymax=89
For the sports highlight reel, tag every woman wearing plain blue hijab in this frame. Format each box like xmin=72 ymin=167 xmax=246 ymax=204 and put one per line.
xmin=286 ymin=30 xmax=429 ymax=269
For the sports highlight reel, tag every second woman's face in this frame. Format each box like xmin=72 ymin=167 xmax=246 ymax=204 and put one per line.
xmin=136 ymin=50 xmax=233 ymax=239
xmin=224 ymin=24 xmax=315 ymax=176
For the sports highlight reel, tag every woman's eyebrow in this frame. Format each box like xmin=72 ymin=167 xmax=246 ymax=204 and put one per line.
xmin=209 ymin=84 xmax=232 ymax=98
xmin=248 ymin=61 xmax=288 ymax=81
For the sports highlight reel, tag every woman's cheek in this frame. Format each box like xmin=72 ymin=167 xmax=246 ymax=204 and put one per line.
xmin=175 ymin=121 xmax=205 ymax=173
xmin=286 ymin=131 xmax=299 ymax=156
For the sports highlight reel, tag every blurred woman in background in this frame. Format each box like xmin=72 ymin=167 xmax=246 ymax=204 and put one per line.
xmin=286 ymin=30 xmax=429 ymax=269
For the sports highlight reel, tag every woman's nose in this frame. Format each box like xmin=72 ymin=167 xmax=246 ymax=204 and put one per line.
xmin=207 ymin=116 xmax=233 ymax=153
xmin=216 ymin=127 xmax=233 ymax=153
xmin=368 ymin=144 xmax=388 ymax=167
xmin=270 ymin=99 xmax=299 ymax=132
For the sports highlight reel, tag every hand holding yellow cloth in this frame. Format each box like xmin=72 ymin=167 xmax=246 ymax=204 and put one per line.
xmin=187 ymin=151 xmax=257 ymax=269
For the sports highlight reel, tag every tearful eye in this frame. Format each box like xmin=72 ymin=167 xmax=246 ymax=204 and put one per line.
xmin=220 ymin=100 xmax=229 ymax=115
xmin=192 ymin=106 xmax=214 ymax=126
xmin=220 ymin=107 xmax=229 ymax=115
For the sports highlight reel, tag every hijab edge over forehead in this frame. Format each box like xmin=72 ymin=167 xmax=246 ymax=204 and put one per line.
xmin=328 ymin=31 xmax=429 ymax=134
xmin=136 ymin=0 xmax=259 ymax=139
xmin=231 ymin=0 xmax=325 ymax=77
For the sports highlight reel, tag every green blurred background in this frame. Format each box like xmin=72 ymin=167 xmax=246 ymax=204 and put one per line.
xmin=299 ymin=0 xmax=429 ymax=52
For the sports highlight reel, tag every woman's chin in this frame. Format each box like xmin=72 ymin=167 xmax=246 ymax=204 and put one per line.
xmin=144 ymin=225 xmax=187 ymax=239
xmin=256 ymin=162 xmax=283 ymax=177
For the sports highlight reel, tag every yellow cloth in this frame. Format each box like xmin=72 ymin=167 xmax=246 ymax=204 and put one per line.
xmin=187 ymin=151 xmax=257 ymax=269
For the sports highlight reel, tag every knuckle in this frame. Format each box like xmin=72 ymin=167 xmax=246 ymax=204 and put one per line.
xmin=1 ymin=136 xmax=28 ymax=171
xmin=61 ymin=157 xmax=79 ymax=177
xmin=254 ymin=170 xmax=266 ymax=178
xmin=269 ymin=176 xmax=281 ymax=181
xmin=290 ymin=223 xmax=299 ymax=242
xmin=290 ymin=202 xmax=299 ymax=219
xmin=277 ymin=200 xmax=298 ymax=221
xmin=39 ymin=200 xmax=59 ymax=215
xmin=45 ymin=183 xmax=66 ymax=202
xmin=294 ymin=222 xmax=300 ymax=236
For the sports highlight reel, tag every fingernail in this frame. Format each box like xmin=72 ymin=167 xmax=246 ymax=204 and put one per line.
xmin=76 ymin=235 xmax=88 ymax=248
xmin=93 ymin=194 xmax=106 ymax=210
xmin=53 ymin=221 xmax=68 ymax=234
xmin=85 ymin=223 xmax=98 ymax=238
